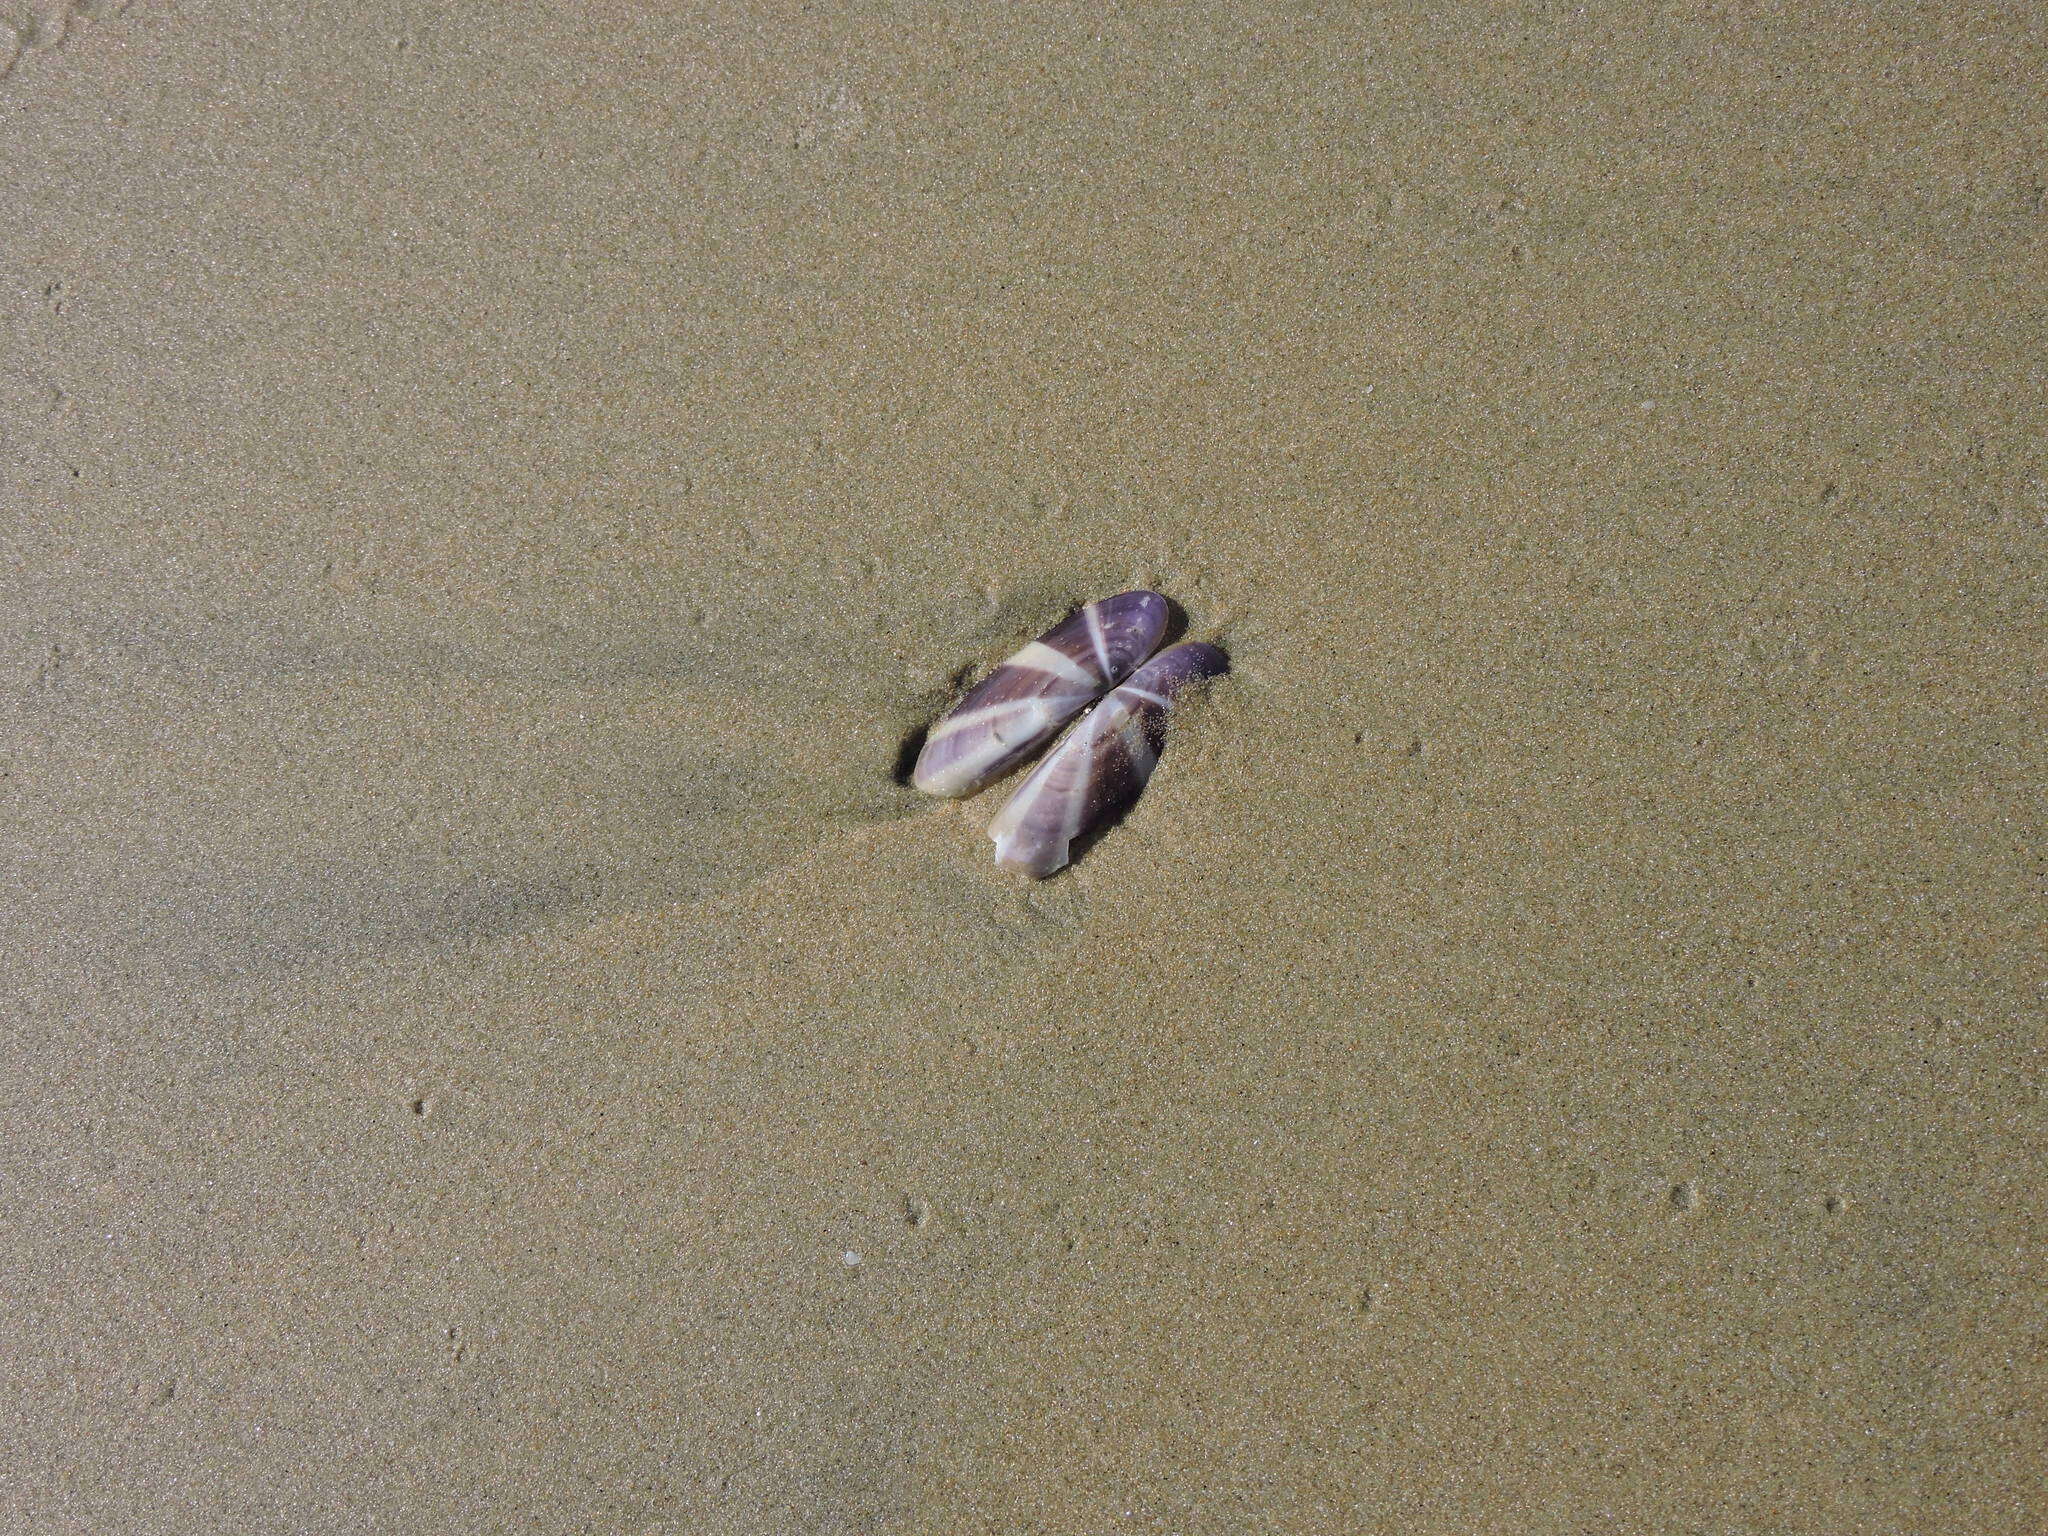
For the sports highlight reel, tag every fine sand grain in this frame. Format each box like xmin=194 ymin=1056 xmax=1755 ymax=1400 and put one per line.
xmin=4 ymin=4 xmax=2043 ymax=1532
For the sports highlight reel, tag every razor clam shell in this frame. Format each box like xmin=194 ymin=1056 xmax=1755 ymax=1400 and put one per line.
xmin=988 ymin=640 xmax=1228 ymax=878
xmin=911 ymin=590 xmax=1169 ymax=798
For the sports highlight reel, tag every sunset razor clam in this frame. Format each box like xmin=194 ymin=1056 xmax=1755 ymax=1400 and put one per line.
xmin=988 ymin=640 xmax=1228 ymax=878
xmin=912 ymin=590 xmax=1170 ymax=798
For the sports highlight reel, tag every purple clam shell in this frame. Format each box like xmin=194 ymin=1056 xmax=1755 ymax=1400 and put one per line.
xmin=988 ymin=640 xmax=1228 ymax=878
xmin=911 ymin=590 xmax=1169 ymax=798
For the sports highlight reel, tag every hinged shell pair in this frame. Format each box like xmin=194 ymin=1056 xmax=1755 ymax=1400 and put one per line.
xmin=913 ymin=592 xmax=1227 ymax=877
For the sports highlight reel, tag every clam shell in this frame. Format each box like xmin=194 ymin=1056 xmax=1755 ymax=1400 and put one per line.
xmin=912 ymin=591 xmax=1169 ymax=798
xmin=987 ymin=640 xmax=1228 ymax=878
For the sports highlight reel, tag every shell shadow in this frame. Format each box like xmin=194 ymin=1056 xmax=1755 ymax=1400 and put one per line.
xmin=890 ymin=721 xmax=929 ymax=788
xmin=1057 ymin=800 xmax=1138 ymax=874
xmin=1156 ymin=593 xmax=1191 ymax=649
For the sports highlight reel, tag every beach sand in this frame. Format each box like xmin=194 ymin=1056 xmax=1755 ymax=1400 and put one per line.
xmin=4 ymin=3 xmax=2042 ymax=1531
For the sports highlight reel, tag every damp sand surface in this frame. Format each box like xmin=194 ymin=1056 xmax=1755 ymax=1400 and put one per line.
xmin=3 ymin=6 xmax=2043 ymax=1533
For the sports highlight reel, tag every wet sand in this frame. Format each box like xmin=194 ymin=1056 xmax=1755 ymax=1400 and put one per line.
xmin=4 ymin=3 xmax=2043 ymax=1531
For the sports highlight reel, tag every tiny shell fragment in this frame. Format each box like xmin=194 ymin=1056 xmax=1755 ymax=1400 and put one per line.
xmin=912 ymin=591 xmax=1169 ymax=798
xmin=988 ymin=640 xmax=1228 ymax=878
